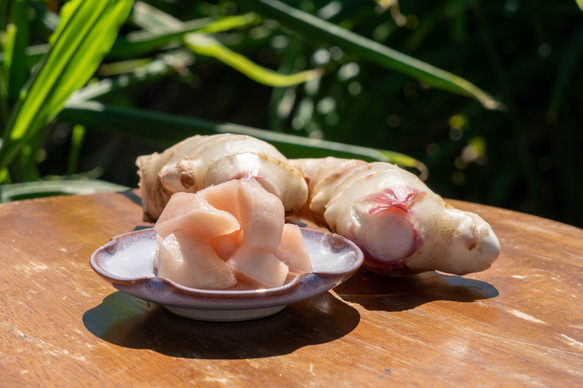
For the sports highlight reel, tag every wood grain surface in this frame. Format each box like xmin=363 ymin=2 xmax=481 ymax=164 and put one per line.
xmin=0 ymin=191 xmax=582 ymax=387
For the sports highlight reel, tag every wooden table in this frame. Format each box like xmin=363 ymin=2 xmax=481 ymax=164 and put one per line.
xmin=1 ymin=191 xmax=582 ymax=387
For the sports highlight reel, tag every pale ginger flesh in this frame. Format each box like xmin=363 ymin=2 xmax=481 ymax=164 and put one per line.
xmin=136 ymin=134 xmax=308 ymax=221
xmin=136 ymin=133 xmax=500 ymax=277
xmin=290 ymin=157 xmax=501 ymax=276
xmin=153 ymin=179 xmax=312 ymax=290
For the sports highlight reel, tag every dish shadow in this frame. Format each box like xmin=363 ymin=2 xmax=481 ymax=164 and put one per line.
xmin=83 ymin=290 xmax=360 ymax=360
xmin=334 ymin=268 xmax=499 ymax=312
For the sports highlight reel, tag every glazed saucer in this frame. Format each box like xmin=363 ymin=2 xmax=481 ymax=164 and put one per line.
xmin=90 ymin=227 xmax=363 ymax=321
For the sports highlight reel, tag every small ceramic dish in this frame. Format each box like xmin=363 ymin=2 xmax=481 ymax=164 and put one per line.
xmin=90 ymin=227 xmax=363 ymax=321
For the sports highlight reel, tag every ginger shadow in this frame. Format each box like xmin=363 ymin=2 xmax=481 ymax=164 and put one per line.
xmin=334 ymin=268 xmax=499 ymax=312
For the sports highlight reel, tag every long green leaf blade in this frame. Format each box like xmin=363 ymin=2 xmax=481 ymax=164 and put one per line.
xmin=0 ymin=0 xmax=133 ymax=177
xmin=184 ymin=33 xmax=323 ymax=87
xmin=196 ymin=12 xmax=260 ymax=34
xmin=58 ymin=102 xmax=427 ymax=176
xmin=108 ymin=18 xmax=216 ymax=58
xmin=131 ymin=2 xmax=320 ymax=88
xmin=109 ymin=13 xmax=260 ymax=59
xmin=111 ymin=1 xmax=261 ymax=59
xmin=237 ymin=0 xmax=501 ymax=109
xmin=3 ymin=0 xmax=29 ymax=106
xmin=132 ymin=0 xmax=183 ymax=30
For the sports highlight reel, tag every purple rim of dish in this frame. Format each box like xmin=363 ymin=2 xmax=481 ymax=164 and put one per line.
xmin=90 ymin=227 xmax=363 ymax=311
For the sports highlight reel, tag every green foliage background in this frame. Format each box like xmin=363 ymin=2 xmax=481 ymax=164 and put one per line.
xmin=1 ymin=0 xmax=582 ymax=227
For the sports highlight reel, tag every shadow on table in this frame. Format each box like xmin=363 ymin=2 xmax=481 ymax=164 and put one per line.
xmin=119 ymin=189 xmax=142 ymax=207
xmin=83 ymin=290 xmax=360 ymax=359
xmin=334 ymin=268 xmax=499 ymax=312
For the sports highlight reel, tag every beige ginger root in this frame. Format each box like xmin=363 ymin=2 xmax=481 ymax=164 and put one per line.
xmin=290 ymin=157 xmax=500 ymax=276
xmin=136 ymin=133 xmax=500 ymax=276
xmin=136 ymin=134 xmax=309 ymax=221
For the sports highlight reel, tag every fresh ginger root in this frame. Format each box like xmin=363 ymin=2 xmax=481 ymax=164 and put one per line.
xmin=136 ymin=134 xmax=309 ymax=222
xmin=136 ymin=133 xmax=500 ymax=276
xmin=290 ymin=157 xmax=500 ymax=276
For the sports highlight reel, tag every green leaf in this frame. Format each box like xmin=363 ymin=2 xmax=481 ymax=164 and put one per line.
xmin=108 ymin=13 xmax=261 ymax=59
xmin=0 ymin=179 xmax=128 ymax=203
xmin=196 ymin=12 xmax=260 ymax=34
xmin=58 ymin=101 xmax=427 ymax=176
xmin=236 ymin=0 xmax=501 ymax=109
xmin=110 ymin=2 xmax=261 ymax=59
xmin=130 ymin=2 xmax=320 ymax=88
xmin=132 ymin=1 xmax=260 ymax=33
xmin=66 ymin=124 xmax=86 ymax=176
xmin=184 ymin=33 xmax=323 ymax=87
xmin=0 ymin=0 xmax=134 ymax=180
xmin=108 ymin=18 xmax=216 ymax=58
xmin=0 ymin=63 xmax=7 ymax=130
xmin=0 ymin=168 xmax=9 ymax=184
xmin=132 ymin=0 xmax=183 ymax=30
xmin=3 ymin=0 xmax=29 ymax=106
xmin=576 ymin=0 xmax=583 ymax=11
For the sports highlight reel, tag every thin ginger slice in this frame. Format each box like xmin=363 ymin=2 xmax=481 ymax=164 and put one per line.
xmin=155 ymin=192 xmax=239 ymax=239
xmin=157 ymin=230 xmax=237 ymax=290
xmin=275 ymin=223 xmax=312 ymax=274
